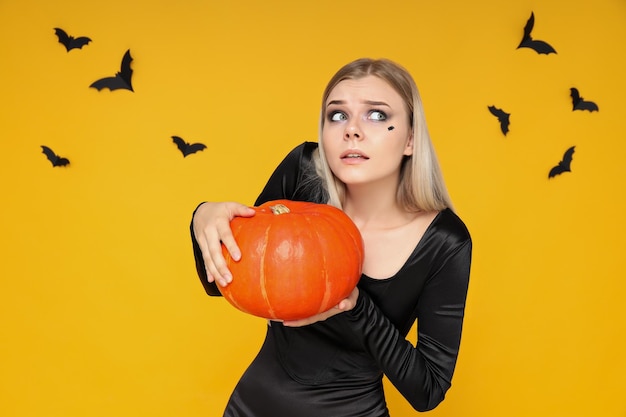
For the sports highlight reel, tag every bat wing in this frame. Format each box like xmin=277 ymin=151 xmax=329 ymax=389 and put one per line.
xmin=41 ymin=145 xmax=57 ymax=162
xmin=524 ymin=40 xmax=556 ymax=55
xmin=172 ymin=136 xmax=188 ymax=153
xmin=90 ymin=76 xmax=129 ymax=91
xmin=55 ymin=156 xmax=70 ymax=166
xmin=186 ymin=143 xmax=207 ymax=155
xmin=570 ymin=87 xmax=581 ymax=108
xmin=500 ymin=117 xmax=510 ymax=135
xmin=488 ymin=105 xmax=500 ymax=117
xmin=517 ymin=12 xmax=535 ymax=48
xmin=116 ymin=50 xmax=134 ymax=91
xmin=561 ymin=146 xmax=575 ymax=168
xmin=69 ymin=36 xmax=91 ymax=50
xmin=548 ymin=165 xmax=565 ymax=179
xmin=577 ymin=101 xmax=599 ymax=112
xmin=54 ymin=28 xmax=71 ymax=50
xmin=488 ymin=106 xmax=510 ymax=135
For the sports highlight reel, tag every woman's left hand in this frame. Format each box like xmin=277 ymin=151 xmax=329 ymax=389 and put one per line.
xmin=282 ymin=287 xmax=359 ymax=327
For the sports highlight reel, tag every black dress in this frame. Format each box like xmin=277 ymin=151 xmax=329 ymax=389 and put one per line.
xmin=191 ymin=142 xmax=472 ymax=417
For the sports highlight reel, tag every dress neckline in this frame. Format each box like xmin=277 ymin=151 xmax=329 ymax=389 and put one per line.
xmin=360 ymin=208 xmax=447 ymax=282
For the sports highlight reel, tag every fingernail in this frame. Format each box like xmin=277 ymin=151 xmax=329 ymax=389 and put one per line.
xmin=224 ymin=273 xmax=232 ymax=283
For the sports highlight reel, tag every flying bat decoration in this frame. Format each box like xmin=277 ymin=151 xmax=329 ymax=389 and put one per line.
xmin=90 ymin=49 xmax=134 ymax=92
xmin=172 ymin=136 xmax=207 ymax=157
xmin=41 ymin=145 xmax=70 ymax=167
xmin=487 ymin=105 xmax=511 ymax=136
xmin=548 ymin=146 xmax=575 ymax=179
xmin=517 ymin=12 xmax=557 ymax=55
xmin=570 ymin=88 xmax=599 ymax=112
xmin=54 ymin=27 xmax=91 ymax=52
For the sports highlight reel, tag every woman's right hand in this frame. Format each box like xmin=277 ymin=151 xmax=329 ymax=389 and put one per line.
xmin=192 ymin=201 xmax=256 ymax=288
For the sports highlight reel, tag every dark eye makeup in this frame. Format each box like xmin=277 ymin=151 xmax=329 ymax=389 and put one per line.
xmin=326 ymin=109 xmax=389 ymax=123
xmin=368 ymin=110 xmax=387 ymax=121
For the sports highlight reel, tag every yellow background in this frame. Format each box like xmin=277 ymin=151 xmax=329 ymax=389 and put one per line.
xmin=1 ymin=1 xmax=625 ymax=416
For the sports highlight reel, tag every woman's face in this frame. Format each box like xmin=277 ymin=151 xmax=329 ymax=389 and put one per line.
xmin=322 ymin=75 xmax=413 ymax=188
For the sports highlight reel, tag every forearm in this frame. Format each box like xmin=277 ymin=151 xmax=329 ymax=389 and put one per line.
xmin=190 ymin=203 xmax=221 ymax=296
xmin=345 ymin=291 xmax=450 ymax=411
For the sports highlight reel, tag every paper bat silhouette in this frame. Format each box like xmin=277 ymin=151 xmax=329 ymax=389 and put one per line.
xmin=172 ymin=136 xmax=206 ymax=157
xmin=570 ymin=88 xmax=599 ymax=112
xmin=517 ymin=12 xmax=557 ymax=55
xmin=90 ymin=49 xmax=134 ymax=92
xmin=548 ymin=146 xmax=575 ymax=179
xmin=54 ymin=27 xmax=91 ymax=51
xmin=41 ymin=145 xmax=70 ymax=167
xmin=488 ymin=105 xmax=510 ymax=135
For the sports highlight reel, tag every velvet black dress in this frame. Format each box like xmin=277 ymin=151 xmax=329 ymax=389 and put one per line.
xmin=191 ymin=142 xmax=472 ymax=417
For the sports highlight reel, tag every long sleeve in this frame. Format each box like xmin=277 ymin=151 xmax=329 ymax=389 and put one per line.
xmin=346 ymin=237 xmax=472 ymax=411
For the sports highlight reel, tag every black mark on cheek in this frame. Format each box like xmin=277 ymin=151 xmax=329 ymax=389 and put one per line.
xmin=387 ymin=126 xmax=395 ymax=131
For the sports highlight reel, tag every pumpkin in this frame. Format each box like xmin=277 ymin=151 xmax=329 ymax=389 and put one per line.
xmin=220 ymin=199 xmax=364 ymax=321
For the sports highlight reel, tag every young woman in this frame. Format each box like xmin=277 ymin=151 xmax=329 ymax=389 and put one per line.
xmin=191 ymin=58 xmax=472 ymax=416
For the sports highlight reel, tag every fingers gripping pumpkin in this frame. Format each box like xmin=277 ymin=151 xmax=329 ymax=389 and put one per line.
xmin=220 ymin=200 xmax=364 ymax=321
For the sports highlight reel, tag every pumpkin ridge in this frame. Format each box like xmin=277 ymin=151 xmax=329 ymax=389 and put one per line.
xmin=319 ymin=212 xmax=364 ymax=298
xmin=259 ymin=223 xmax=276 ymax=319
xmin=329 ymin=209 xmax=364 ymax=266
xmin=305 ymin=215 xmax=332 ymax=314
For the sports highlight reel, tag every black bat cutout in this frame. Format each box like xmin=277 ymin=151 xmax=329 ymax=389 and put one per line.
xmin=41 ymin=145 xmax=70 ymax=167
xmin=488 ymin=105 xmax=510 ymax=136
xmin=90 ymin=49 xmax=134 ymax=92
xmin=54 ymin=27 xmax=91 ymax=52
xmin=570 ymin=88 xmax=599 ymax=112
xmin=517 ymin=12 xmax=557 ymax=55
xmin=172 ymin=136 xmax=207 ymax=157
xmin=548 ymin=146 xmax=575 ymax=179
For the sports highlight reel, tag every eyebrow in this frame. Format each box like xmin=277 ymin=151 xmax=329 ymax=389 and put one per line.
xmin=326 ymin=99 xmax=391 ymax=107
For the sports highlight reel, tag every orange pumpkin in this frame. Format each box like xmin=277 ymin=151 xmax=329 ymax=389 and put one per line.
xmin=220 ymin=199 xmax=364 ymax=321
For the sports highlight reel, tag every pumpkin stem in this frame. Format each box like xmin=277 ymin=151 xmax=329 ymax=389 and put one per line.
xmin=270 ymin=204 xmax=290 ymax=215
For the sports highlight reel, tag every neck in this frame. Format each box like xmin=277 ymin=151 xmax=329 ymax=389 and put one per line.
xmin=343 ymin=181 xmax=408 ymax=229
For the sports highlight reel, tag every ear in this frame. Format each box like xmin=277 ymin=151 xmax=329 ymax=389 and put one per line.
xmin=403 ymin=133 xmax=414 ymax=156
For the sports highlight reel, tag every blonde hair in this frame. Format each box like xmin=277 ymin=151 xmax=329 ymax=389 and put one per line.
xmin=314 ymin=58 xmax=453 ymax=212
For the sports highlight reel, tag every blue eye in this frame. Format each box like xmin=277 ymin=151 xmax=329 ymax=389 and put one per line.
xmin=329 ymin=111 xmax=347 ymax=122
xmin=369 ymin=110 xmax=387 ymax=121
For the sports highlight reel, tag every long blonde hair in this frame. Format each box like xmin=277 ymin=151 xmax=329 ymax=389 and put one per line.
xmin=314 ymin=58 xmax=453 ymax=212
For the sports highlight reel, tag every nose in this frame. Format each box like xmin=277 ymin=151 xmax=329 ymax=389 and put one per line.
xmin=344 ymin=124 xmax=362 ymax=141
